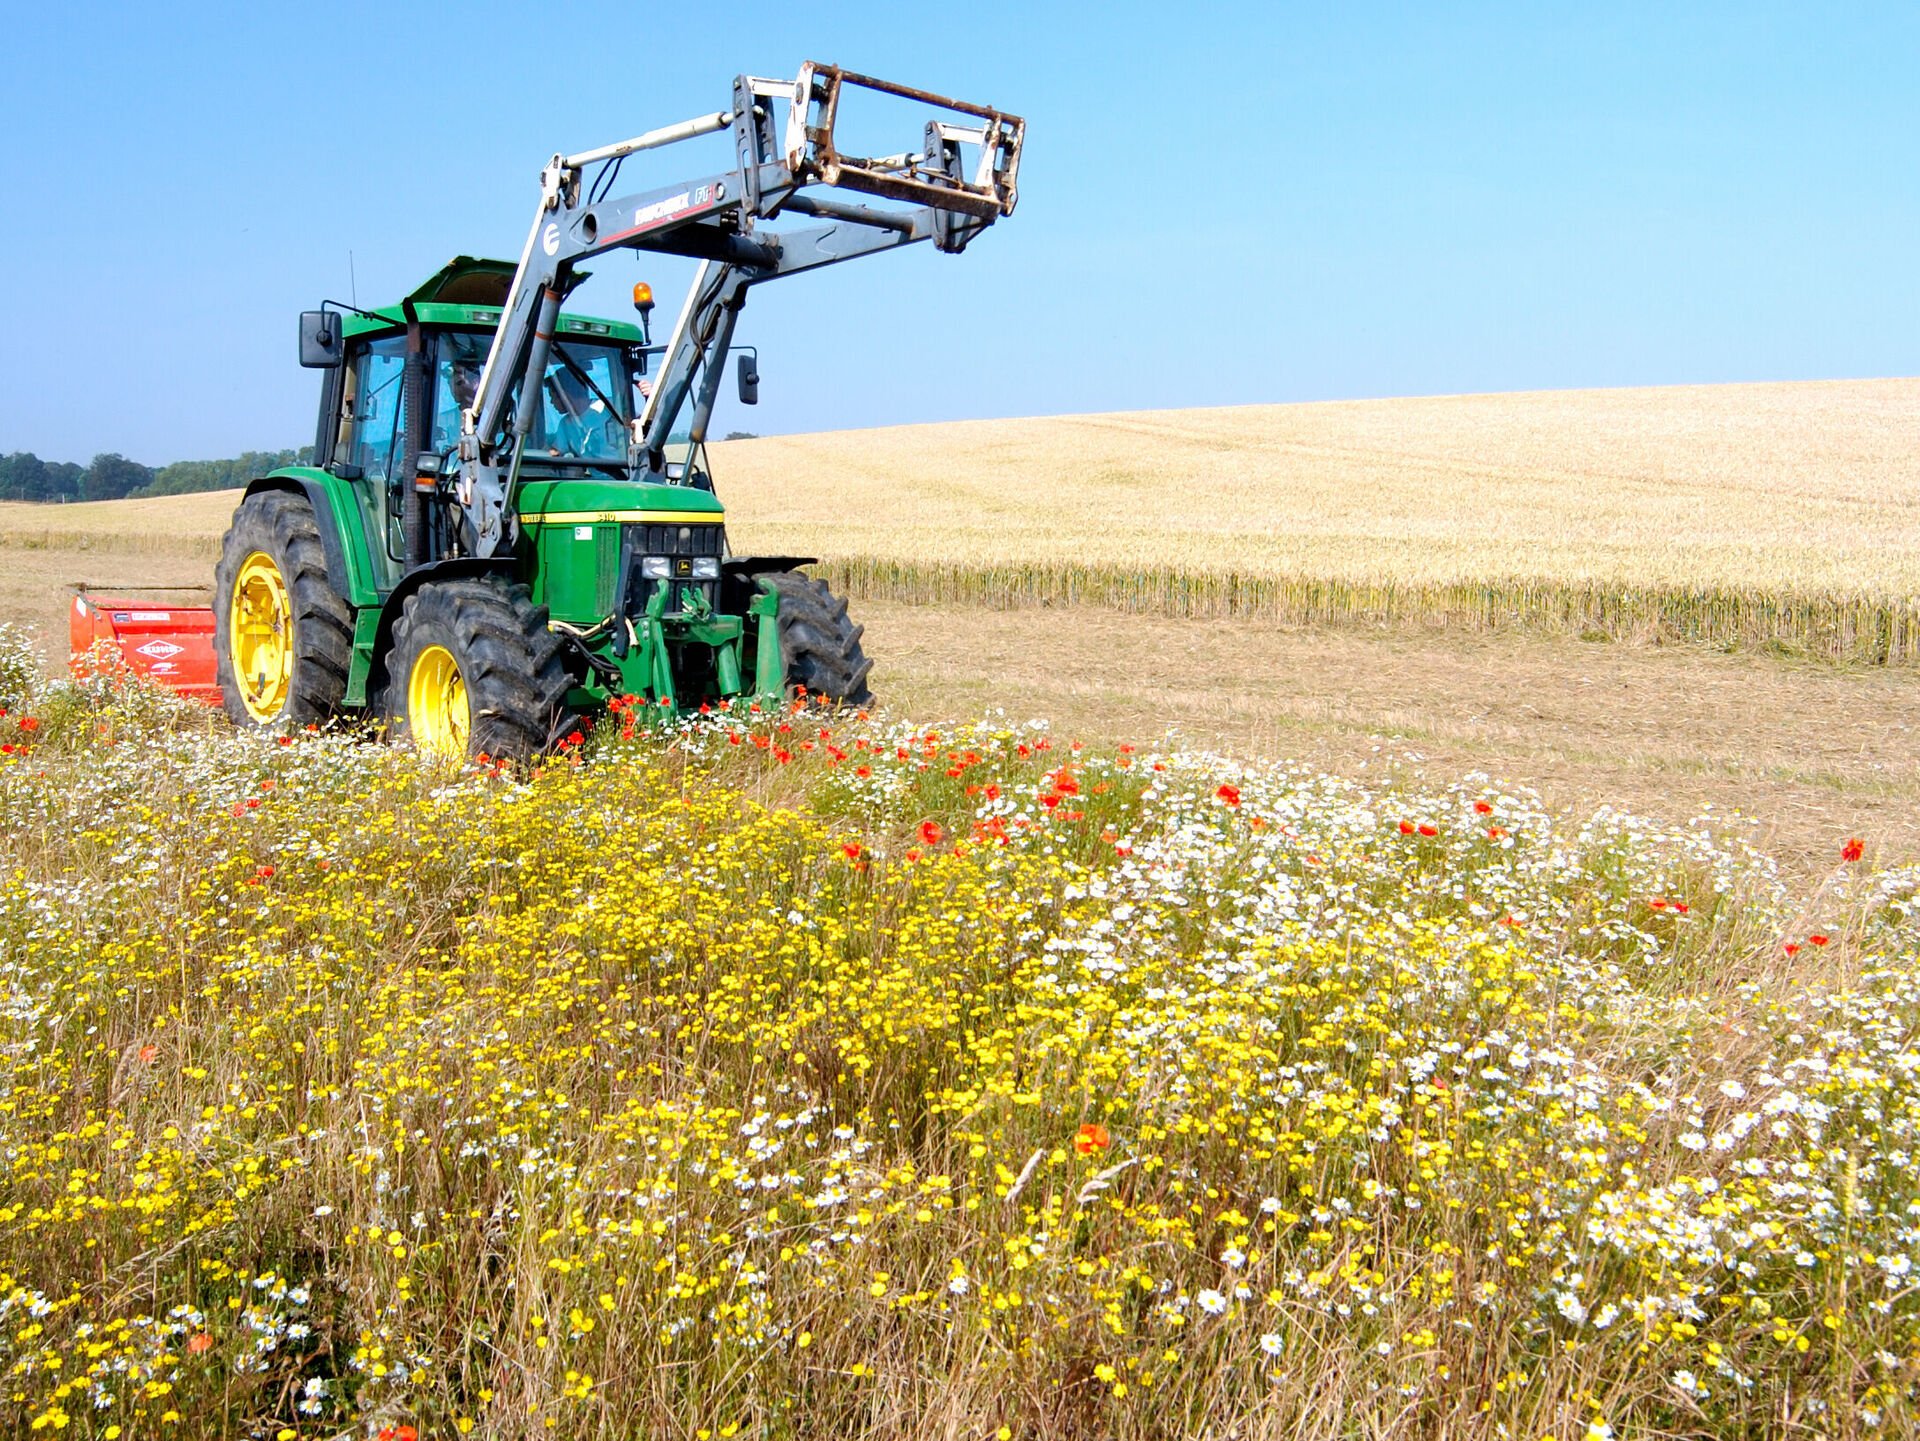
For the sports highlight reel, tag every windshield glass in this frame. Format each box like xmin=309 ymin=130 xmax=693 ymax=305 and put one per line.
xmin=431 ymin=335 xmax=631 ymax=465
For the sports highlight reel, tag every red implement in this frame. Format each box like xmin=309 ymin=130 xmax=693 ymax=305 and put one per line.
xmin=69 ymin=588 xmax=221 ymax=702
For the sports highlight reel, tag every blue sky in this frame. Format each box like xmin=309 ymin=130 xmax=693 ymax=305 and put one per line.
xmin=1 ymin=2 xmax=1914 ymax=464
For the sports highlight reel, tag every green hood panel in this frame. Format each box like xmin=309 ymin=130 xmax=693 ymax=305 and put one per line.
xmin=515 ymin=478 xmax=724 ymax=521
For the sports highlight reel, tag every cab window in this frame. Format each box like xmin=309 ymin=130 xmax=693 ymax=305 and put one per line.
xmin=336 ymin=337 xmax=407 ymax=485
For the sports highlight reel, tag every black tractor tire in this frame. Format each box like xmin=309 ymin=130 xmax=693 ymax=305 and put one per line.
xmin=386 ymin=578 xmax=571 ymax=763
xmin=756 ymin=570 xmax=875 ymax=707
xmin=213 ymin=489 xmax=353 ymax=729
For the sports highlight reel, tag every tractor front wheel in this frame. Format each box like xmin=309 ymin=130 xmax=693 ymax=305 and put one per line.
xmin=756 ymin=571 xmax=875 ymax=707
xmin=386 ymin=579 xmax=570 ymax=763
xmin=214 ymin=490 xmax=353 ymax=728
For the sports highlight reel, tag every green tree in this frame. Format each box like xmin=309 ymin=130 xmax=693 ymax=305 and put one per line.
xmin=0 ymin=452 xmax=48 ymax=501
xmin=79 ymin=453 xmax=154 ymax=502
xmin=141 ymin=448 xmax=310 ymax=497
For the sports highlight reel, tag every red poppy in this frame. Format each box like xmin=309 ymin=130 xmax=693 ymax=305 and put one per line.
xmin=17 ymin=718 xmax=37 ymax=733
xmin=277 ymin=735 xmax=292 ymax=747
xmin=1473 ymin=801 xmax=1492 ymax=815
xmin=1672 ymin=902 xmax=1689 ymax=914
xmin=856 ymin=765 xmax=872 ymax=778
xmin=919 ymin=820 xmax=943 ymax=847
xmin=1398 ymin=820 xmax=1415 ymax=835
xmin=1649 ymin=899 xmax=1667 ymax=911
xmin=186 ymin=1332 xmax=213 ymax=1354
xmin=842 ymin=842 xmax=863 ymax=861
xmin=1215 ymin=784 xmax=1241 ymax=807
xmin=1808 ymin=934 xmax=1829 ymax=946
xmin=1074 ymin=1122 xmax=1110 ymax=1155
xmin=1784 ymin=942 xmax=1801 ymax=955
xmin=565 ymin=731 xmax=585 ymax=748
xmin=1417 ymin=824 xmax=1437 ymax=838
xmin=1487 ymin=827 xmax=1505 ymax=839
xmin=138 ymin=1044 xmax=157 ymax=1064
xmin=256 ymin=865 xmax=274 ymax=880
xmin=1842 ymin=838 xmax=1864 ymax=863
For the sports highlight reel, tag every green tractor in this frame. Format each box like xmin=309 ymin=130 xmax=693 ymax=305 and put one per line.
xmin=214 ymin=65 xmax=1023 ymax=758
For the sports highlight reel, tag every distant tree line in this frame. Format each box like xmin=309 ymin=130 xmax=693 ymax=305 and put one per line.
xmin=0 ymin=448 xmax=311 ymax=503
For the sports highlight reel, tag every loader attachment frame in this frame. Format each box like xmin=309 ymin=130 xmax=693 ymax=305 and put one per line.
xmin=452 ymin=63 xmax=1025 ymax=557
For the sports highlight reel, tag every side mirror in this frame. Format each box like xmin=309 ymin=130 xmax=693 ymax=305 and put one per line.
xmin=736 ymin=352 xmax=759 ymax=406
xmin=299 ymin=310 xmax=342 ymax=368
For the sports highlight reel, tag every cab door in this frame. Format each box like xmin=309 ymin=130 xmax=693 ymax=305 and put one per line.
xmin=333 ymin=336 xmax=408 ymax=589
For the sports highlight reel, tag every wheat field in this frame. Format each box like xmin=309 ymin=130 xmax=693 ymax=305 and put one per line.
xmin=7 ymin=379 xmax=1918 ymax=655
xmin=719 ymin=379 xmax=1920 ymax=657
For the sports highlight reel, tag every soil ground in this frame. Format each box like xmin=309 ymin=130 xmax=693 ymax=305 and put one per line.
xmin=858 ymin=600 xmax=1920 ymax=877
xmin=7 ymin=542 xmax=1913 ymax=878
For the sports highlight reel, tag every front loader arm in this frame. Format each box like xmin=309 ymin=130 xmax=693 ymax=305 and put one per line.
xmin=454 ymin=65 xmax=1023 ymax=558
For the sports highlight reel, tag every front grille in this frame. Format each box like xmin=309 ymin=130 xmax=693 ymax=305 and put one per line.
xmin=637 ymin=522 xmax=725 ymax=557
xmin=621 ymin=521 xmax=726 ymax=618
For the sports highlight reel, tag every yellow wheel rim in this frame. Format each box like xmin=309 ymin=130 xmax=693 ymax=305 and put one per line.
xmin=230 ymin=551 xmax=294 ymax=722
xmin=408 ymin=645 xmax=470 ymax=760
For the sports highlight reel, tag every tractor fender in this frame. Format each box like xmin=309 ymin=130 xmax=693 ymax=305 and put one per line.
xmin=240 ymin=475 xmax=359 ymax=605
xmin=365 ymin=558 xmax=516 ymax=706
xmin=720 ymin=555 xmax=818 ymax=617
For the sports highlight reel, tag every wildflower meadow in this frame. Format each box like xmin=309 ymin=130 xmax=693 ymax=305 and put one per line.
xmin=0 ymin=627 xmax=1916 ymax=1439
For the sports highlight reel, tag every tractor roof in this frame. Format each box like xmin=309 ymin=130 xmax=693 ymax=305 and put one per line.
xmin=340 ymin=255 xmax=642 ymax=343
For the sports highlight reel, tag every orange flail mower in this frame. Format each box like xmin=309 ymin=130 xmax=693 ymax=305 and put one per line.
xmin=69 ymin=586 xmax=221 ymax=702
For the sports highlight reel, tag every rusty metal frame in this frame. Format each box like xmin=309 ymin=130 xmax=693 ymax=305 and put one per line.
xmin=783 ymin=62 xmax=1024 ymax=221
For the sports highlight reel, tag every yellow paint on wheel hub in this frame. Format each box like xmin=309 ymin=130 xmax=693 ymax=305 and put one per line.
xmin=230 ymin=551 xmax=294 ymax=722
xmin=408 ymin=644 xmax=470 ymax=760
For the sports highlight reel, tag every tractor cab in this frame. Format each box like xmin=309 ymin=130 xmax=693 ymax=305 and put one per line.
xmin=311 ymin=259 xmax=660 ymax=581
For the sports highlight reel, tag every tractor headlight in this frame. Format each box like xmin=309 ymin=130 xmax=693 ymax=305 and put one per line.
xmin=690 ymin=556 xmax=720 ymax=580
xmin=640 ymin=556 xmax=672 ymax=579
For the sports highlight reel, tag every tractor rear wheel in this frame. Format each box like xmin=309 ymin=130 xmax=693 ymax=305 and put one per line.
xmin=214 ymin=490 xmax=353 ymax=729
xmin=756 ymin=571 xmax=875 ymax=707
xmin=386 ymin=578 xmax=570 ymax=763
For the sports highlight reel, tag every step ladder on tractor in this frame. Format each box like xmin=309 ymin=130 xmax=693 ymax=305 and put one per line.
xmin=73 ymin=64 xmax=1024 ymax=760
